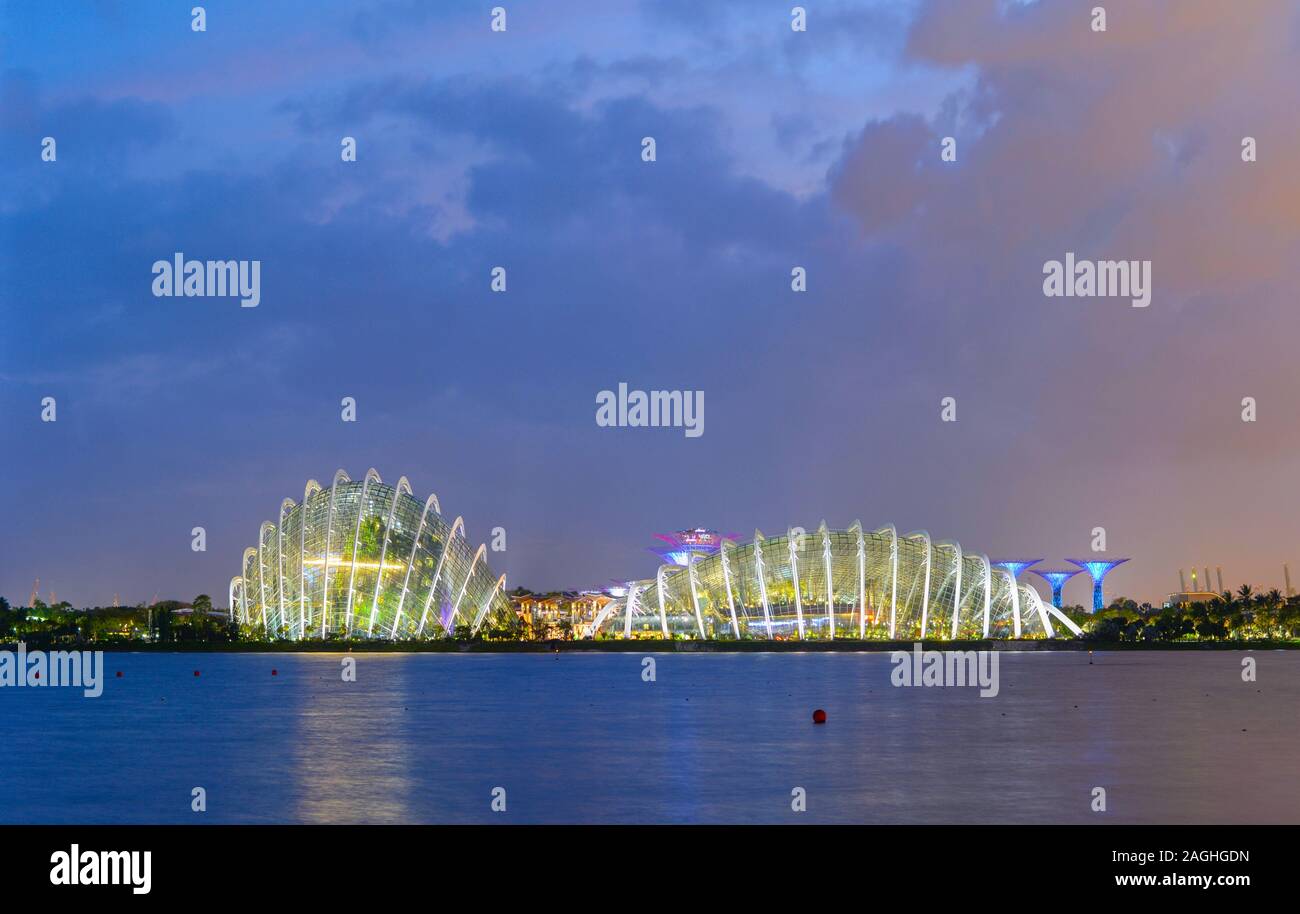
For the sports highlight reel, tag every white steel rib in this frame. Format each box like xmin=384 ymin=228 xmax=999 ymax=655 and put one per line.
xmin=236 ymin=472 xmax=511 ymax=641
xmin=591 ymin=523 xmax=1076 ymax=643
xmin=319 ymin=469 xmax=351 ymax=637
xmin=417 ymin=516 xmax=464 ymax=637
xmin=788 ymin=528 xmax=806 ymax=640
xmin=391 ymin=493 xmax=441 ymax=638
xmin=344 ymin=468 xmax=381 ymax=636
xmin=367 ymin=476 xmax=410 ymax=635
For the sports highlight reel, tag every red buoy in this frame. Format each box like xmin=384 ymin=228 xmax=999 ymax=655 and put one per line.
xmin=116 ymin=671 xmax=123 ymax=678
xmin=812 ymin=708 xmax=827 ymax=724
xmin=193 ymin=670 xmax=200 ymax=677
xmin=271 ymin=669 xmax=278 ymax=676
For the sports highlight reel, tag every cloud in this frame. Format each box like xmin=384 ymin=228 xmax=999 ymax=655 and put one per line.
xmin=828 ymin=0 xmax=1300 ymax=453
xmin=4 ymin=1 xmax=1299 ymax=607
xmin=0 ymin=70 xmax=175 ymax=208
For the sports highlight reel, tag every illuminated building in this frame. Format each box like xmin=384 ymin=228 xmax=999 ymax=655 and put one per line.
xmin=229 ymin=469 xmax=511 ymax=638
xmin=591 ymin=524 xmax=1082 ymax=640
xmin=1066 ymin=558 xmax=1130 ymax=612
xmin=1162 ymin=591 xmax=1223 ymax=610
xmin=1029 ymin=568 xmax=1082 ymax=609
xmin=509 ymin=590 xmax=614 ymax=639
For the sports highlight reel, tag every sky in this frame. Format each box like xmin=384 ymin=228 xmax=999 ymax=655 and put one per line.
xmin=2 ymin=0 xmax=1299 ymax=610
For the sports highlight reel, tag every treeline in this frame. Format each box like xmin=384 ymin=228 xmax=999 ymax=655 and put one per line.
xmin=0 ymin=593 xmax=532 ymax=645
xmin=4 ymin=586 xmax=1299 ymax=644
xmin=1069 ymin=586 xmax=1300 ymax=642
xmin=0 ymin=594 xmax=241 ymax=645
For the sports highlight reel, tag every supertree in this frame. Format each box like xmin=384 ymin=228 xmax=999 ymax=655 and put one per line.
xmin=1066 ymin=559 xmax=1130 ymax=612
xmin=1030 ymin=568 xmax=1083 ymax=609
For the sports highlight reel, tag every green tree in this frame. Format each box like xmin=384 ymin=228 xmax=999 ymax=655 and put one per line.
xmin=189 ymin=594 xmax=214 ymax=640
xmin=1196 ymin=618 xmax=1227 ymax=639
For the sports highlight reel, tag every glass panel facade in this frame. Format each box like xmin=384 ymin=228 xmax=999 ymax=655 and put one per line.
xmin=235 ymin=479 xmax=1066 ymax=642
xmin=593 ymin=524 xmax=1061 ymax=640
xmin=232 ymin=473 xmax=511 ymax=640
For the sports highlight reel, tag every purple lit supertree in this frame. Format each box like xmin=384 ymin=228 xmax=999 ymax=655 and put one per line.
xmin=649 ymin=529 xmax=738 ymax=566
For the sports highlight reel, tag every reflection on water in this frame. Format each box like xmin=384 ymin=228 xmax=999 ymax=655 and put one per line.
xmin=1 ymin=651 xmax=1296 ymax=824
xmin=289 ymin=655 xmax=416 ymax=823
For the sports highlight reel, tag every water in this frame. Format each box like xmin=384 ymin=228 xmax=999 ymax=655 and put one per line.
xmin=1 ymin=651 xmax=1295 ymax=823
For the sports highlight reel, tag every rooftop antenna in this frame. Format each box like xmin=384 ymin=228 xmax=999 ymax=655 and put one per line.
xmin=29 ymin=577 xmax=39 ymax=607
xmin=1178 ymin=569 xmax=1187 ymax=592
xmin=1216 ymin=567 xmax=1224 ymax=594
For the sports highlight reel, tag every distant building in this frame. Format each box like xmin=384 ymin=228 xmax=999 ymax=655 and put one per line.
xmin=509 ymin=591 xmax=613 ymax=638
xmin=171 ymin=607 xmax=228 ymax=618
xmin=1163 ymin=591 xmax=1224 ymax=609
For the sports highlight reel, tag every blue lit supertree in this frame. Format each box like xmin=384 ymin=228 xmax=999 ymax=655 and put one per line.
xmin=990 ymin=559 xmax=1043 ymax=583
xmin=989 ymin=560 xmax=1042 ymax=636
xmin=1066 ymin=559 xmax=1130 ymax=612
xmin=1030 ymin=568 xmax=1083 ymax=609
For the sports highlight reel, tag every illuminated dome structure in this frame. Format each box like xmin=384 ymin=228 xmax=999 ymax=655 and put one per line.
xmin=230 ymin=469 xmax=510 ymax=639
xmin=590 ymin=523 xmax=1084 ymax=640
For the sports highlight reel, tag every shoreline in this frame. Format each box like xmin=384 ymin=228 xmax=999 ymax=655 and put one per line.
xmin=3 ymin=639 xmax=1295 ymax=653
